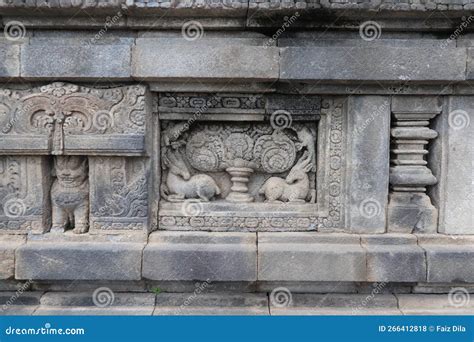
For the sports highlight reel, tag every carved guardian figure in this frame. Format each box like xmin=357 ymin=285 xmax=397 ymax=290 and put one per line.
xmin=259 ymin=152 xmax=312 ymax=203
xmin=163 ymin=150 xmax=221 ymax=202
xmin=51 ymin=156 xmax=89 ymax=234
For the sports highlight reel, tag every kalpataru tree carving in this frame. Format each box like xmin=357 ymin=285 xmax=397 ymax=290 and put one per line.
xmin=0 ymin=83 xmax=151 ymax=234
xmin=158 ymin=94 xmax=347 ymax=232
xmin=161 ymin=122 xmax=315 ymax=204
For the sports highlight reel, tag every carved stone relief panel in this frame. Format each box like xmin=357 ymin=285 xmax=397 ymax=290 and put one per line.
xmin=0 ymin=156 xmax=50 ymax=233
xmin=157 ymin=94 xmax=347 ymax=232
xmin=0 ymin=82 xmax=149 ymax=156
xmin=0 ymin=82 xmax=153 ymax=235
xmin=89 ymin=157 xmax=150 ymax=232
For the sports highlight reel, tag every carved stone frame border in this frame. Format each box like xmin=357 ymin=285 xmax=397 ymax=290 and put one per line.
xmin=156 ymin=95 xmax=347 ymax=232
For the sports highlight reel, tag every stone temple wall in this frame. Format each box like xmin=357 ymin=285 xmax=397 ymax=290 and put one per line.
xmin=0 ymin=0 xmax=473 ymax=314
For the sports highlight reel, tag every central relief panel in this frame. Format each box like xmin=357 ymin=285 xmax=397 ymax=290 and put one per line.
xmin=157 ymin=94 xmax=346 ymax=232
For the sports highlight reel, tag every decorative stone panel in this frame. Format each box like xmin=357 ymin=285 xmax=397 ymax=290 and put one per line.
xmin=0 ymin=83 xmax=152 ymax=234
xmin=0 ymin=156 xmax=50 ymax=234
xmin=157 ymin=94 xmax=347 ymax=232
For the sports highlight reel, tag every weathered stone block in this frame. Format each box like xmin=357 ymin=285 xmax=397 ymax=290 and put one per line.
xmin=21 ymin=41 xmax=131 ymax=80
xmin=0 ymin=291 xmax=42 ymax=316
xmin=35 ymin=292 xmax=155 ymax=315
xmin=154 ymin=293 xmax=268 ymax=315
xmin=258 ymin=233 xmax=366 ymax=281
xmin=431 ymin=96 xmax=474 ymax=234
xmin=397 ymin=294 xmax=474 ymax=315
xmin=132 ymin=38 xmax=279 ymax=81
xmin=281 ymin=47 xmax=466 ymax=82
xmin=143 ymin=232 xmax=257 ymax=281
xmin=16 ymin=238 xmax=144 ymax=281
xmin=361 ymin=234 xmax=426 ymax=282
xmin=270 ymin=294 xmax=401 ymax=315
xmin=419 ymin=235 xmax=474 ymax=282
xmin=0 ymin=236 xmax=26 ymax=279
xmin=0 ymin=43 xmax=20 ymax=79
xmin=347 ymin=96 xmax=390 ymax=233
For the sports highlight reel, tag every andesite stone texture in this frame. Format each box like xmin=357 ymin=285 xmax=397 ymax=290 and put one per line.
xmin=0 ymin=2 xmax=473 ymax=313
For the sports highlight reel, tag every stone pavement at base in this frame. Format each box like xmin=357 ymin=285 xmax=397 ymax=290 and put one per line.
xmin=1 ymin=292 xmax=473 ymax=316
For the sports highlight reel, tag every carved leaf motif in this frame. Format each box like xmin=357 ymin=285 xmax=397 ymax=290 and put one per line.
xmin=254 ymin=132 xmax=296 ymax=173
xmin=186 ymin=131 xmax=225 ymax=171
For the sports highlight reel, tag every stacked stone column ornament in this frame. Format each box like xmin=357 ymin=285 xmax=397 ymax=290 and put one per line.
xmin=388 ymin=97 xmax=441 ymax=233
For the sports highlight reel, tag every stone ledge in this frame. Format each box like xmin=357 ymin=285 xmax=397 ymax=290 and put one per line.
xmin=34 ymin=292 xmax=155 ymax=315
xmin=258 ymin=233 xmax=367 ymax=282
xmin=0 ymin=291 xmax=42 ymax=316
xmin=154 ymin=293 xmax=268 ymax=315
xmin=143 ymin=231 xmax=257 ymax=282
xmin=418 ymin=235 xmax=474 ymax=283
xmin=397 ymin=294 xmax=474 ymax=315
xmin=0 ymin=236 xmax=26 ymax=280
xmin=16 ymin=240 xmax=145 ymax=281
xmin=280 ymin=47 xmax=467 ymax=82
xmin=270 ymin=294 xmax=402 ymax=315
xmin=361 ymin=234 xmax=426 ymax=282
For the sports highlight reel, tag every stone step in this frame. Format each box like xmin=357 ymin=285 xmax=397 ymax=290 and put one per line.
xmin=2 ymin=292 xmax=474 ymax=315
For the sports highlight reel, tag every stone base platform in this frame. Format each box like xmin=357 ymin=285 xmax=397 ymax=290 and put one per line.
xmin=6 ymin=232 xmax=474 ymax=285
xmin=2 ymin=292 xmax=474 ymax=316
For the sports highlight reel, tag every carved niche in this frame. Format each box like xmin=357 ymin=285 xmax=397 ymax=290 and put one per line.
xmin=157 ymin=94 xmax=347 ymax=232
xmin=51 ymin=156 xmax=89 ymax=234
xmin=0 ymin=83 xmax=152 ymax=234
